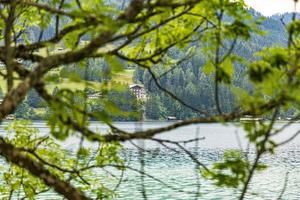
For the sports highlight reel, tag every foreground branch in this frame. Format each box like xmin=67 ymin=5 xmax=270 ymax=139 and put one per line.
xmin=0 ymin=138 xmax=90 ymax=200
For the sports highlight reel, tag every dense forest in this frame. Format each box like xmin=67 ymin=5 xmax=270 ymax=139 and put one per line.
xmin=12 ymin=9 xmax=297 ymax=121
xmin=134 ymin=11 xmax=295 ymax=120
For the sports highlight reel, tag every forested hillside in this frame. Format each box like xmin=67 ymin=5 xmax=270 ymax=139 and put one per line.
xmin=12 ymin=6 xmax=297 ymax=121
xmin=134 ymin=11 xmax=295 ymax=120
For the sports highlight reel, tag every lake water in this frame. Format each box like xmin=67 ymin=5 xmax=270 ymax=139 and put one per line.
xmin=1 ymin=121 xmax=300 ymax=199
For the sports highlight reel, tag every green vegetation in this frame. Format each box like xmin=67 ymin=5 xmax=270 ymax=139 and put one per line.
xmin=137 ymin=12 xmax=292 ymax=120
xmin=112 ymin=69 xmax=134 ymax=84
xmin=1 ymin=68 xmax=135 ymax=120
xmin=0 ymin=0 xmax=298 ymax=199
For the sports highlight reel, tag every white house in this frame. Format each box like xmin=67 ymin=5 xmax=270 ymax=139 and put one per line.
xmin=129 ymin=84 xmax=146 ymax=100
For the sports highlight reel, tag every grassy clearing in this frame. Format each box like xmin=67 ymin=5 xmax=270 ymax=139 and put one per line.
xmin=0 ymin=69 xmax=134 ymax=93
xmin=48 ymin=69 xmax=134 ymax=91
xmin=34 ymin=108 xmax=47 ymax=115
xmin=48 ymin=80 xmax=103 ymax=92
xmin=112 ymin=69 xmax=134 ymax=84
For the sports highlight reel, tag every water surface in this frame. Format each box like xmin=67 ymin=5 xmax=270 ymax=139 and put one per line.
xmin=0 ymin=121 xmax=299 ymax=199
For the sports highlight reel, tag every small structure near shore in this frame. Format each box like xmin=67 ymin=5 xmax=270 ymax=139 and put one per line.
xmin=240 ymin=115 xmax=262 ymax=122
xmin=166 ymin=116 xmax=177 ymax=121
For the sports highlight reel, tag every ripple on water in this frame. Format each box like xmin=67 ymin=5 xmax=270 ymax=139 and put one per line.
xmin=1 ymin=147 xmax=300 ymax=199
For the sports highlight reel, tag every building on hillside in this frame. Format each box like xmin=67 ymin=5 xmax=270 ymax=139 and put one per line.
xmin=129 ymin=84 xmax=146 ymax=100
xmin=87 ymin=92 xmax=102 ymax=100
xmin=5 ymin=114 xmax=14 ymax=120
xmin=16 ymin=58 xmax=24 ymax=64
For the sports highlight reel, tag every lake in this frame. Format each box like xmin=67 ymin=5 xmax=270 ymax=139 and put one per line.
xmin=1 ymin=121 xmax=300 ymax=199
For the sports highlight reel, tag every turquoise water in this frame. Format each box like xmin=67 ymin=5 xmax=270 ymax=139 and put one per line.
xmin=1 ymin=122 xmax=300 ymax=199
xmin=114 ymin=148 xmax=300 ymax=200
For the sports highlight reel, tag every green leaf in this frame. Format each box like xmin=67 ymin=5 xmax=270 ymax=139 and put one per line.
xmin=203 ymin=62 xmax=215 ymax=75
